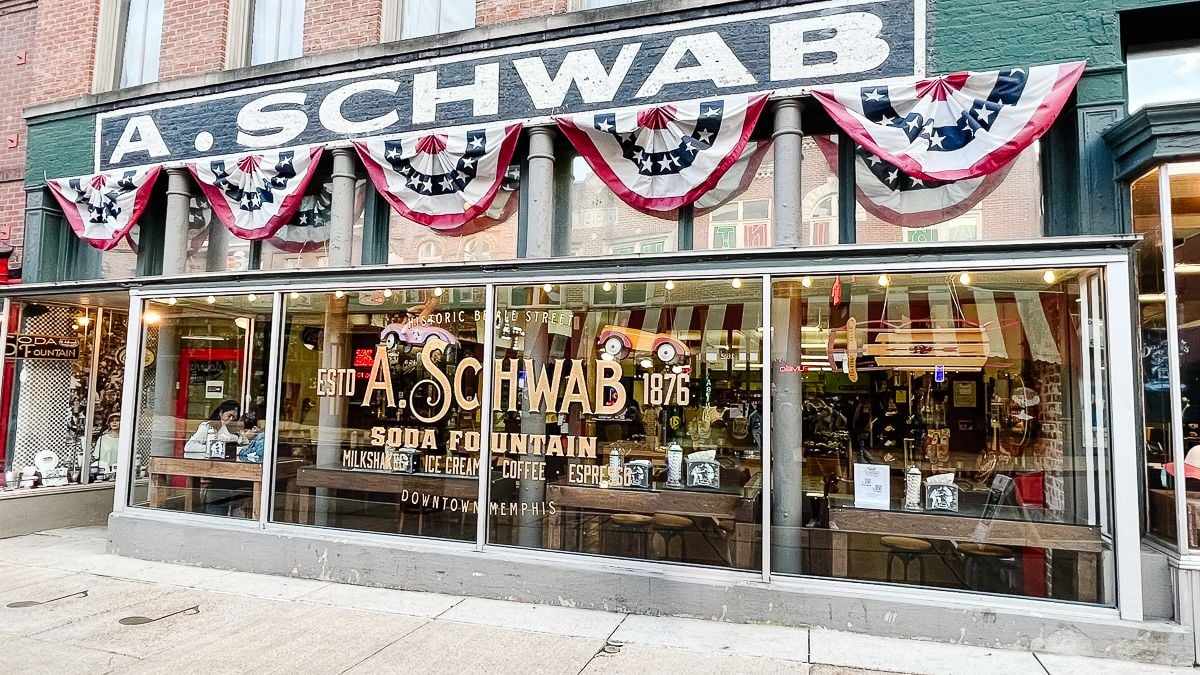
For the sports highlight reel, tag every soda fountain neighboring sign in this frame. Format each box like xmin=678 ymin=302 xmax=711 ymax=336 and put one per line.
xmin=4 ymin=334 xmax=81 ymax=361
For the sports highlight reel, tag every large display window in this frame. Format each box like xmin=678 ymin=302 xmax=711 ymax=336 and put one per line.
xmin=771 ymin=269 xmax=1114 ymax=604
xmin=270 ymin=288 xmax=485 ymax=540
xmin=128 ymin=295 xmax=272 ymax=518
xmin=487 ymin=279 xmax=765 ymax=570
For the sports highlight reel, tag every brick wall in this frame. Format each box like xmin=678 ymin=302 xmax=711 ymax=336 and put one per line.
xmin=159 ymin=0 xmax=230 ymax=80
xmin=0 ymin=0 xmax=37 ymax=271
xmin=304 ymin=0 xmax=382 ymax=56
xmin=477 ymin=0 xmax=568 ymax=26
xmin=31 ymin=0 xmax=99 ymax=105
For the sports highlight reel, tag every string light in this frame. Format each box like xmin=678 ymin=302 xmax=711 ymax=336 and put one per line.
xmin=602 ymin=281 xmax=613 ymax=292
xmin=383 ymin=289 xmax=393 ymax=298
xmin=206 ymin=296 xmax=216 ymax=304
xmin=166 ymin=297 xmax=177 ymax=306
xmin=247 ymin=293 xmax=257 ymax=302
xmin=1043 ymin=270 xmax=1057 ymax=284
xmin=334 ymin=290 xmax=345 ymax=298
xmin=76 ymin=316 xmax=91 ymax=327
xmin=877 ymin=274 xmax=890 ymax=287
xmin=800 ymin=276 xmax=813 ymax=288
xmin=290 ymin=291 xmax=300 ymax=300
xmin=434 ymin=287 xmax=444 ymax=297
xmin=958 ymin=272 xmax=971 ymax=285
xmin=542 ymin=283 xmax=553 ymax=293
xmin=665 ymin=280 xmax=675 ymax=291
xmin=143 ymin=310 xmax=162 ymax=325
xmin=731 ymin=278 xmax=743 ymax=289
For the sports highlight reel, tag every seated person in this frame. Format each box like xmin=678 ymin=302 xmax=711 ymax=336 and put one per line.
xmin=184 ymin=400 xmax=241 ymax=459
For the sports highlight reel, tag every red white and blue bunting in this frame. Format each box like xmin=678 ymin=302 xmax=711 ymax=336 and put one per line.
xmin=354 ymin=124 xmax=521 ymax=232
xmin=46 ymin=167 xmax=161 ymax=251
xmin=555 ymin=93 xmax=769 ymax=212
xmin=187 ymin=146 xmax=324 ymax=240
xmin=811 ymin=62 xmax=1083 ymax=182
xmin=267 ymin=179 xmax=368 ymax=253
xmin=694 ymin=140 xmax=772 ymax=216
xmin=812 ymin=136 xmax=1013 ymax=229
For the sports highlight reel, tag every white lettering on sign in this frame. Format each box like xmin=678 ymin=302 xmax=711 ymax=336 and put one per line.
xmin=108 ymin=115 xmax=170 ymax=164
xmin=635 ymin=32 xmax=756 ymax=98
xmin=411 ymin=63 xmax=500 ymax=125
xmin=515 ymin=44 xmax=643 ymax=109
xmin=236 ymin=92 xmax=310 ymax=148
xmin=318 ymin=79 xmax=401 ymax=134
xmin=770 ymin=13 xmax=891 ymax=81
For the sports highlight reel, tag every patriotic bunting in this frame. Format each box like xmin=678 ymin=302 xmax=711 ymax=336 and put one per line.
xmin=187 ymin=147 xmax=324 ymax=240
xmin=811 ymin=62 xmax=1083 ymax=181
xmin=695 ymin=140 xmax=772 ymax=216
xmin=46 ymin=167 xmax=161 ymax=251
xmin=812 ymin=136 xmax=1013 ymax=229
xmin=556 ymin=94 xmax=769 ymax=212
xmin=267 ymin=180 xmax=368 ymax=253
xmin=354 ymin=124 xmax=521 ymax=232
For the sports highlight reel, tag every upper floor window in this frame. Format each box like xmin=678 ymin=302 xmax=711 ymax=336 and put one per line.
xmin=251 ymin=0 xmax=305 ymax=65
xmin=1127 ymin=47 xmax=1200 ymax=113
xmin=116 ymin=0 xmax=164 ymax=88
xmin=576 ymin=0 xmax=643 ymax=8
xmin=389 ymin=0 xmax=475 ymax=40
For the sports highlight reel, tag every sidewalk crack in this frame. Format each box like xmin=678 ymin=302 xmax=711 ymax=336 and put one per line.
xmin=574 ymin=614 xmax=630 ymax=675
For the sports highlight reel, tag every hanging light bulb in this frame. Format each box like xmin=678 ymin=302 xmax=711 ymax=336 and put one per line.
xmin=76 ymin=315 xmax=91 ymax=327
xmin=434 ymin=287 xmax=444 ymax=297
xmin=800 ymin=276 xmax=813 ymax=288
xmin=290 ymin=291 xmax=300 ymax=300
xmin=731 ymin=278 xmax=743 ymax=289
xmin=602 ymin=281 xmax=613 ymax=292
xmin=542 ymin=283 xmax=553 ymax=293
xmin=234 ymin=317 xmax=250 ymax=331
xmin=166 ymin=297 xmax=177 ymax=306
xmin=639 ymin=358 xmax=653 ymax=369
xmin=334 ymin=290 xmax=345 ymax=298
xmin=665 ymin=280 xmax=675 ymax=291
xmin=958 ymin=272 xmax=972 ymax=285
xmin=877 ymin=274 xmax=890 ymax=287
xmin=1043 ymin=269 xmax=1057 ymax=284
xmin=143 ymin=310 xmax=162 ymax=325
xmin=206 ymin=295 xmax=216 ymax=304
xmin=383 ymin=289 xmax=393 ymax=298
xmin=247 ymin=293 xmax=257 ymax=302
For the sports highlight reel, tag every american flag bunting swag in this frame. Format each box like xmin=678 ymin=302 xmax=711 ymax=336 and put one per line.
xmin=47 ymin=167 xmax=161 ymax=251
xmin=354 ymin=124 xmax=521 ymax=232
xmin=267 ymin=180 xmax=367 ymax=252
xmin=694 ymin=140 xmax=772 ymax=216
xmin=811 ymin=62 xmax=1083 ymax=181
xmin=812 ymin=136 xmax=1013 ymax=229
xmin=187 ymin=147 xmax=324 ymax=240
xmin=555 ymin=94 xmax=770 ymax=212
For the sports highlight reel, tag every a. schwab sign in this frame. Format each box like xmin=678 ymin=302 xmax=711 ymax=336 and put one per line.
xmin=96 ymin=0 xmax=924 ymax=171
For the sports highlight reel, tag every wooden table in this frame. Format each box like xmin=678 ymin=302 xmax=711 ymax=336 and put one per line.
xmin=826 ymin=506 xmax=1105 ymax=601
xmin=544 ymin=481 xmax=761 ymax=569
xmin=147 ymin=457 xmax=301 ymax=519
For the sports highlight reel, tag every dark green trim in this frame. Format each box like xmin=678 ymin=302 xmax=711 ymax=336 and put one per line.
xmin=837 ymin=132 xmax=856 ymax=245
xmin=249 ymin=241 xmax=263 ymax=270
xmin=21 ymin=187 xmax=71 ymax=283
xmin=1104 ymin=101 xmax=1200 ymax=180
xmin=677 ymin=205 xmax=694 ymax=251
xmin=360 ymin=182 xmax=389 ymax=265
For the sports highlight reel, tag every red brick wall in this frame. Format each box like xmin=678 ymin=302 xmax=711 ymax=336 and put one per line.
xmin=0 ymin=0 xmax=37 ymax=270
xmin=477 ymin=0 xmax=568 ymax=27
xmin=31 ymin=0 xmax=99 ymax=105
xmin=304 ymin=0 xmax=381 ymax=56
xmin=159 ymin=0 xmax=230 ymax=80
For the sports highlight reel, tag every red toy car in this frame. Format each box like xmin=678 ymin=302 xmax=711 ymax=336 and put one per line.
xmin=597 ymin=325 xmax=689 ymax=364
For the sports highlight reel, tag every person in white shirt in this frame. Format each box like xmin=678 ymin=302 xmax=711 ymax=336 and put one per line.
xmin=184 ymin=400 xmax=240 ymax=459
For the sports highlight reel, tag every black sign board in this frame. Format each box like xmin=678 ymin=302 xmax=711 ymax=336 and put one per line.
xmin=5 ymin=334 xmax=81 ymax=361
xmin=96 ymin=0 xmax=923 ymax=170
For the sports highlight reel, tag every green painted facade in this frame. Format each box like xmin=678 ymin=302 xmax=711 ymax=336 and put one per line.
xmin=25 ymin=115 xmax=95 ymax=189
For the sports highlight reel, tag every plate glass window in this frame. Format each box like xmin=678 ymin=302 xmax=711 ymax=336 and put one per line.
xmin=1127 ymin=47 xmax=1200 ymax=113
xmin=488 ymin=279 xmax=764 ymax=571
xmin=401 ymin=0 xmax=475 ymax=40
xmin=251 ymin=0 xmax=305 ymax=66
xmin=117 ymin=0 xmax=164 ymax=88
xmin=770 ymin=269 xmax=1114 ymax=604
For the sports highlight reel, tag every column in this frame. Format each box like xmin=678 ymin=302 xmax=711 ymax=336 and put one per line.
xmin=162 ymin=168 xmax=192 ymax=275
xmin=525 ymin=127 xmax=556 ymax=258
xmin=772 ymin=99 xmax=804 ymax=247
xmin=328 ymin=147 xmax=358 ymax=268
xmin=314 ymin=295 xmax=350 ymax=526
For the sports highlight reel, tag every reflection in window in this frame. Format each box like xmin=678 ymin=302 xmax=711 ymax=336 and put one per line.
xmin=401 ymin=0 xmax=475 ymax=39
xmin=184 ymin=196 xmax=253 ymax=273
xmin=251 ymin=0 xmax=305 ymax=66
xmin=118 ymin=0 xmax=164 ymax=88
xmin=568 ymin=156 xmax=678 ymax=256
xmin=693 ymin=142 xmax=774 ymax=252
xmin=771 ymin=269 xmax=1114 ymax=604
xmin=271 ymin=289 xmax=485 ymax=540
xmin=100 ymin=234 xmax=140 ymax=280
xmin=259 ymin=175 xmax=367 ymax=270
xmin=489 ymin=279 xmax=764 ymax=571
xmin=387 ymin=167 xmax=519 ymax=264
xmin=130 ymin=295 xmax=273 ymax=519
xmin=1128 ymin=48 xmax=1200 ymax=113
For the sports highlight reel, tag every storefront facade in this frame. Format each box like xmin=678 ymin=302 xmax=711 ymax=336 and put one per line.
xmin=6 ymin=0 xmax=1200 ymax=665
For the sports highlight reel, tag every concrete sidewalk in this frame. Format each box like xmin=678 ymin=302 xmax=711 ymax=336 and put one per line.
xmin=0 ymin=527 xmax=1191 ymax=674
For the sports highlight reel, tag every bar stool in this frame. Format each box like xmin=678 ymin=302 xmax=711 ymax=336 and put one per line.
xmin=652 ymin=513 xmax=693 ymax=561
xmin=608 ymin=514 xmax=654 ymax=558
xmin=958 ymin=542 xmax=1019 ymax=593
xmin=880 ymin=535 xmax=932 ymax=584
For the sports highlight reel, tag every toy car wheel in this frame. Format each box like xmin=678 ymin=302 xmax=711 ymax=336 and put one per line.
xmin=655 ymin=341 xmax=678 ymax=364
xmin=602 ymin=335 xmax=628 ymax=359
xmin=384 ymin=333 xmax=399 ymax=350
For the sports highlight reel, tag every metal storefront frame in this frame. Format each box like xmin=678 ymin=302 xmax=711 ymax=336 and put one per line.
xmin=105 ymin=239 xmax=1143 ymax=621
